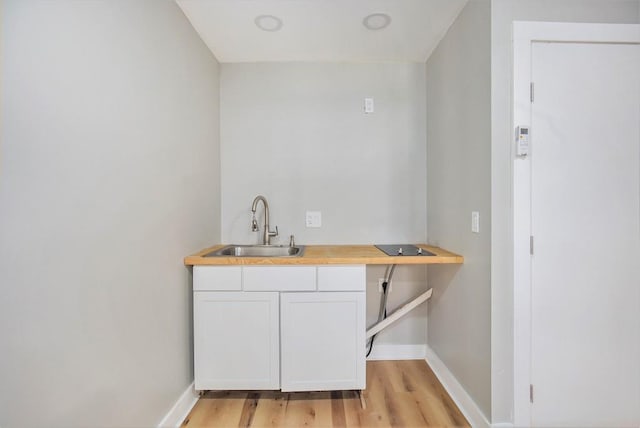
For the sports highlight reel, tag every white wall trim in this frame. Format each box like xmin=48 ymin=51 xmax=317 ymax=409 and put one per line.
xmin=157 ymin=382 xmax=199 ymax=428
xmin=366 ymin=344 xmax=426 ymax=360
xmin=425 ymin=346 xmax=490 ymax=428
xmin=511 ymin=21 xmax=640 ymax=427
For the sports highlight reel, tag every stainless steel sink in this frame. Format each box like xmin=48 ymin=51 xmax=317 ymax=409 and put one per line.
xmin=204 ymin=245 xmax=305 ymax=257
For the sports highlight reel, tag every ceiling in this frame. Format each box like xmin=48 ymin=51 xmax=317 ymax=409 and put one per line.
xmin=175 ymin=0 xmax=468 ymax=63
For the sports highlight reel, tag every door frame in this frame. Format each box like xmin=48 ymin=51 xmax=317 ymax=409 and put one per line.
xmin=512 ymin=21 xmax=639 ymax=426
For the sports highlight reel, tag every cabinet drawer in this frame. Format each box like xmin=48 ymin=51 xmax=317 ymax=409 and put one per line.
xmin=243 ymin=266 xmax=316 ymax=291
xmin=193 ymin=266 xmax=242 ymax=291
xmin=317 ymin=265 xmax=366 ymax=291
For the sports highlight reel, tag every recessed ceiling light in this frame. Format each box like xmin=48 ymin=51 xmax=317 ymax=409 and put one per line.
xmin=363 ymin=13 xmax=391 ymax=31
xmin=255 ymin=15 xmax=283 ymax=32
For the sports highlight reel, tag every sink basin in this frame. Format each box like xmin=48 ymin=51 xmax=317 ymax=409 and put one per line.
xmin=204 ymin=245 xmax=305 ymax=257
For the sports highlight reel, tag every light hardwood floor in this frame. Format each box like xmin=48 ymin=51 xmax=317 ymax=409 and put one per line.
xmin=182 ymin=360 xmax=469 ymax=427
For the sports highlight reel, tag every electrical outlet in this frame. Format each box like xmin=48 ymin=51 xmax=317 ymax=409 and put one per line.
xmin=305 ymin=211 xmax=321 ymax=228
xmin=378 ymin=278 xmax=392 ymax=293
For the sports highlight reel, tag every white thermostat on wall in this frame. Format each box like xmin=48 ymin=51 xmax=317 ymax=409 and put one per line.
xmin=516 ymin=125 xmax=530 ymax=157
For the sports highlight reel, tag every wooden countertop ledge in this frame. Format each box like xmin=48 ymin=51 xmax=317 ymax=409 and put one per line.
xmin=184 ymin=244 xmax=463 ymax=266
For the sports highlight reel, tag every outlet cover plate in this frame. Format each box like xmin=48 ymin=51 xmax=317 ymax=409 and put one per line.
xmin=378 ymin=278 xmax=393 ymax=293
xmin=306 ymin=211 xmax=321 ymax=228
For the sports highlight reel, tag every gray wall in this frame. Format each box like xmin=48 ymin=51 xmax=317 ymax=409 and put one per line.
xmin=490 ymin=0 xmax=640 ymax=423
xmin=220 ymin=62 xmax=426 ymax=246
xmin=220 ymin=63 xmax=430 ymax=350
xmin=0 ymin=1 xmax=220 ymax=426
xmin=425 ymin=0 xmax=492 ymax=419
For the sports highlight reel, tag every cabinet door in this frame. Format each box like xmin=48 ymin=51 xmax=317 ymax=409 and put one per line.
xmin=280 ymin=292 xmax=365 ymax=392
xmin=194 ymin=291 xmax=279 ymax=390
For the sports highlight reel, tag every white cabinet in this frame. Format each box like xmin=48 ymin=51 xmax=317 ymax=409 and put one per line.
xmin=192 ymin=265 xmax=365 ymax=392
xmin=280 ymin=292 xmax=366 ymax=391
xmin=193 ymin=291 xmax=279 ymax=390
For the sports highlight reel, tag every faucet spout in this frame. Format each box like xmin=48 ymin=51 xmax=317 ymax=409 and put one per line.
xmin=251 ymin=195 xmax=278 ymax=245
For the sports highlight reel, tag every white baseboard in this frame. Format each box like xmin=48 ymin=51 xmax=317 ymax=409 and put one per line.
xmin=491 ymin=423 xmax=514 ymax=428
xmin=367 ymin=344 xmax=426 ymax=360
xmin=157 ymin=382 xmax=199 ymax=428
xmin=425 ymin=346 xmax=491 ymax=428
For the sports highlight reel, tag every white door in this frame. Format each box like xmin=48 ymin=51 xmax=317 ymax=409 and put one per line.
xmin=529 ymin=41 xmax=639 ymax=426
xmin=280 ymin=291 xmax=366 ymax=392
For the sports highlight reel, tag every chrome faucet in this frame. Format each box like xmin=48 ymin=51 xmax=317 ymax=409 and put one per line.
xmin=251 ymin=195 xmax=278 ymax=245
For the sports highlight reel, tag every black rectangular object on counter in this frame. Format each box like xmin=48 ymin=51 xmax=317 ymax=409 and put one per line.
xmin=374 ymin=244 xmax=435 ymax=257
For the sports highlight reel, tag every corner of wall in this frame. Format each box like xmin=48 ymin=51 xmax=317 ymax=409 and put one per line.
xmin=425 ymin=0 xmax=492 ymax=419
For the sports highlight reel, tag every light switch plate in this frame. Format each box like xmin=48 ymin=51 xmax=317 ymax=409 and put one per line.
xmin=364 ymin=97 xmax=374 ymax=113
xmin=472 ymin=211 xmax=480 ymax=233
xmin=306 ymin=211 xmax=322 ymax=228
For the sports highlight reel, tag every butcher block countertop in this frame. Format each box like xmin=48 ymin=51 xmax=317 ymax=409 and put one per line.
xmin=184 ymin=244 xmax=463 ymax=266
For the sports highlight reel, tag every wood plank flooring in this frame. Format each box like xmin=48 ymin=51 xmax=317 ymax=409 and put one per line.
xmin=182 ymin=360 xmax=469 ymax=427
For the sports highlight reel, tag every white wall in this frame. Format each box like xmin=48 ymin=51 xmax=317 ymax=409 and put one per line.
xmin=425 ymin=0 xmax=492 ymax=419
xmin=0 ymin=1 xmax=220 ymax=426
xmin=490 ymin=0 xmax=640 ymax=423
xmin=220 ymin=62 xmax=430 ymax=350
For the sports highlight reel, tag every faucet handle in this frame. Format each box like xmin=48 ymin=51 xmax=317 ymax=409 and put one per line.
xmin=269 ymin=225 xmax=278 ymax=238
